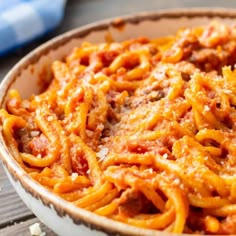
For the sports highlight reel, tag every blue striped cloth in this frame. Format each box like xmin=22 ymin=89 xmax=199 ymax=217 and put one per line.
xmin=0 ymin=0 xmax=66 ymax=56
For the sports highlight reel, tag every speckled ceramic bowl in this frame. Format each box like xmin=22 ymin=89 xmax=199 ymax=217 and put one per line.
xmin=0 ymin=8 xmax=236 ymax=236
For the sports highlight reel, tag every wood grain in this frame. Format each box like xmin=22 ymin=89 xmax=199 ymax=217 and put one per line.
xmin=0 ymin=218 xmax=56 ymax=236
xmin=0 ymin=163 xmax=33 ymax=228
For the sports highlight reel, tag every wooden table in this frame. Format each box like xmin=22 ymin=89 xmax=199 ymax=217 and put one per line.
xmin=0 ymin=0 xmax=235 ymax=235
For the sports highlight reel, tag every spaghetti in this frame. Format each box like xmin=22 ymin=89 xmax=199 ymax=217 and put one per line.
xmin=2 ymin=21 xmax=236 ymax=234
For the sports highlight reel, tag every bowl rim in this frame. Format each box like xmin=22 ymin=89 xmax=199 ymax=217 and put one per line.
xmin=1 ymin=7 xmax=236 ymax=236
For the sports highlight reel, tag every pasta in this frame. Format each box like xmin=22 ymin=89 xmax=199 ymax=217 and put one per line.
xmin=2 ymin=21 xmax=236 ymax=234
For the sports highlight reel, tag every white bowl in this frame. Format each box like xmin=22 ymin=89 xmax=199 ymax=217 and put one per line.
xmin=0 ymin=8 xmax=236 ymax=236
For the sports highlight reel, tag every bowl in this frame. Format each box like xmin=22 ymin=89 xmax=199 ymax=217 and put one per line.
xmin=0 ymin=8 xmax=236 ymax=236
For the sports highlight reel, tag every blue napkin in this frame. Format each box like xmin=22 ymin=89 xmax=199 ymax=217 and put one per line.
xmin=0 ymin=0 xmax=66 ymax=56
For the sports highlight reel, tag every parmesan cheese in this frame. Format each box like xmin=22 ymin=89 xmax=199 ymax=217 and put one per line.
xmin=71 ymin=172 xmax=78 ymax=181
xmin=29 ymin=223 xmax=46 ymax=236
xmin=96 ymin=147 xmax=109 ymax=160
xmin=163 ymin=153 xmax=168 ymax=159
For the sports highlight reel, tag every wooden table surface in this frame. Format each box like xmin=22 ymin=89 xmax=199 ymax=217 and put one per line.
xmin=0 ymin=0 xmax=236 ymax=235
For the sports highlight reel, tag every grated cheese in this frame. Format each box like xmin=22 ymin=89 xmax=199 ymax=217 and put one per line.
xmin=29 ymin=223 xmax=46 ymax=236
xmin=47 ymin=116 xmax=53 ymax=122
xmin=71 ymin=172 xmax=78 ymax=181
xmin=204 ymin=105 xmax=210 ymax=111
xmin=96 ymin=147 xmax=109 ymax=160
xmin=30 ymin=131 xmax=40 ymax=137
xmin=163 ymin=153 xmax=168 ymax=159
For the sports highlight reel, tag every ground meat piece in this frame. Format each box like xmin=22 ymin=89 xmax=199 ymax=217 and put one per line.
xmin=174 ymin=61 xmax=198 ymax=81
xmin=187 ymin=211 xmax=205 ymax=233
xmin=176 ymin=30 xmax=201 ymax=59
xmin=14 ymin=128 xmax=32 ymax=153
xmin=199 ymin=21 xmax=230 ymax=48
xmin=118 ymin=190 xmax=146 ymax=217
xmin=222 ymin=40 xmax=236 ymax=67
xmin=190 ymin=48 xmax=227 ymax=72
xmin=189 ymin=32 xmax=236 ymax=72
xmin=28 ymin=134 xmax=49 ymax=156
xmin=70 ymin=145 xmax=89 ymax=175
xmin=97 ymin=50 xmax=120 ymax=67
xmin=129 ymin=89 xmax=165 ymax=108
xmin=218 ymin=215 xmax=236 ymax=235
